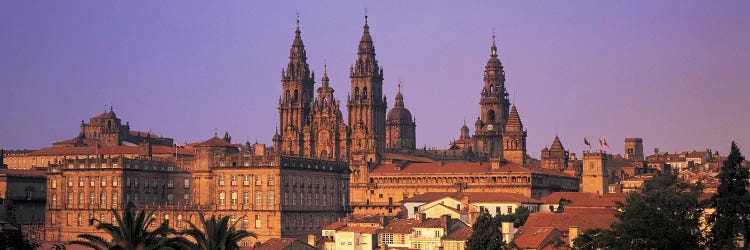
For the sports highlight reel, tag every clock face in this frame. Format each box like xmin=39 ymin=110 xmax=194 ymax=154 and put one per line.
xmin=487 ymin=124 xmax=494 ymax=131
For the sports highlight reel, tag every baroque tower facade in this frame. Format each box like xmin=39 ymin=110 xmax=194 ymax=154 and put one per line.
xmin=347 ymin=16 xmax=387 ymax=163
xmin=277 ymin=20 xmax=315 ymax=157
xmin=305 ymin=66 xmax=350 ymax=161
xmin=385 ymin=86 xmax=416 ymax=151
xmin=473 ymin=35 xmax=510 ymax=159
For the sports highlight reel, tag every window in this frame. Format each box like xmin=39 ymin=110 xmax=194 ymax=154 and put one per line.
xmin=52 ymin=194 xmax=57 ymax=207
xmin=112 ymin=215 xmax=117 ymax=226
xmin=100 ymin=192 xmax=107 ymax=208
xmin=184 ymin=179 xmax=190 ymax=188
xmin=243 ymin=192 xmax=250 ymax=205
xmin=167 ymin=193 xmax=173 ymax=201
xmin=243 ymin=175 xmax=250 ymax=186
xmin=90 ymin=192 xmax=95 ymax=206
xmin=231 ymin=192 xmax=238 ymax=205
xmin=231 ymin=175 xmax=237 ymax=186
xmin=126 ymin=177 xmax=131 ymax=187
xmin=219 ymin=192 xmax=226 ymax=205
xmin=292 ymin=193 xmax=296 ymax=206
xmin=112 ymin=177 xmax=118 ymax=187
xmin=78 ymin=192 xmax=84 ymax=206
xmin=268 ymin=192 xmax=275 ymax=206
xmin=167 ymin=180 xmax=173 ymax=188
xmin=134 ymin=194 xmax=140 ymax=203
xmin=255 ymin=192 xmax=262 ymax=206
xmin=67 ymin=192 xmax=73 ymax=208
xmin=255 ymin=175 xmax=262 ymax=185
xmin=322 ymin=193 xmax=326 ymax=207
xmin=183 ymin=193 xmax=189 ymax=201
xmin=382 ymin=233 xmax=394 ymax=245
xmin=67 ymin=177 xmax=73 ymax=187
xmin=219 ymin=176 xmax=225 ymax=186
xmin=254 ymin=215 xmax=261 ymax=228
xmin=308 ymin=193 xmax=312 ymax=206
xmin=111 ymin=192 xmax=118 ymax=206
xmin=268 ymin=175 xmax=275 ymax=186
xmin=100 ymin=214 xmax=105 ymax=224
xmin=242 ymin=217 xmax=249 ymax=228
xmin=435 ymin=230 xmax=441 ymax=238
xmin=90 ymin=177 xmax=95 ymax=187
xmin=177 ymin=215 xmax=183 ymax=228
xmin=77 ymin=213 xmax=83 ymax=225
xmin=52 ymin=179 xmax=57 ymax=188
xmin=416 ymin=230 xmax=422 ymax=237
xmin=507 ymin=206 xmax=513 ymax=214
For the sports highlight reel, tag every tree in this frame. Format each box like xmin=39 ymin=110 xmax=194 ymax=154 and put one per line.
xmin=0 ymin=228 xmax=40 ymax=249
xmin=467 ymin=213 xmax=504 ymax=250
xmin=180 ymin=213 xmax=256 ymax=250
xmin=69 ymin=207 xmax=188 ymax=250
xmin=573 ymin=175 xmax=705 ymax=249
xmin=709 ymin=141 xmax=750 ymax=249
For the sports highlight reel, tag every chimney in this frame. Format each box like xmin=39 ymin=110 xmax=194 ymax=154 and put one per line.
xmin=307 ymin=234 xmax=316 ymax=247
xmin=501 ymin=221 xmax=515 ymax=244
xmin=569 ymin=226 xmax=580 ymax=248
xmin=441 ymin=214 xmax=451 ymax=232
xmin=420 ymin=213 xmax=427 ymax=222
xmin=491 ymin=158 xmax=501 ymax=170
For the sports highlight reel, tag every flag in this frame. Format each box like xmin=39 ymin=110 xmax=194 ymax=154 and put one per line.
xmin=603 ymin=137 xmax=609 ymax=148
xmin=584 ymin=138 xmax=591 ymax=146
xmin=599 ymin=137 xmax=604 ymax=147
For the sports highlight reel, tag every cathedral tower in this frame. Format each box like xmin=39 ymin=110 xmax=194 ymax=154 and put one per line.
xmin=502 ymin=105 xmax=526 ymax=164
xmin=347 ymin=16 xmax=387 ymax=163
xmin=582 ymin=151 xmax=608 ymax=194
xmin=277 ymin=18 xmax=315 ymax=156
xmin=386 ymin=85 xmax=416 ymax=151
xmin=541 ymin=136 xmax=569 ymax=171
xmin=624 ymin=138 xmax=644 ymax=161
xmin=473 ymin=34 xmax=510 ymax=158
xmin=306 ymin=65 xmax=350 ymax=161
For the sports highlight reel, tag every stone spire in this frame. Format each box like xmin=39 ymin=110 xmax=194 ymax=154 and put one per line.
xmin=551 ymin=136 xmax=564 ymax=151
xmin=321 ymin=64 xmax=331 ymax=90
xmin=351 ymin=15 xmax=381 ymax=78
xmin=284 ymin=15 xmax=312 ymax=82
xmin=504 ymin=105 xmax=523 ymax=132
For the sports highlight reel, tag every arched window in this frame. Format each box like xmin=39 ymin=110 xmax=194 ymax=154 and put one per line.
xmin=488 ymin=110 xmax=496 ymax=123
xmin=362 ymin=87 xmax=368 ymax=99
xmin=285 ymin=90 xmax=290 ymax=101
xmin=354 ymin=87 xmax=359 ymax=99
xmin=293 ymin=90 xmax=299 ymax=102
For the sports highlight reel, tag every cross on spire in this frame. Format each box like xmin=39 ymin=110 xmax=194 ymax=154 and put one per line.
xmin=364 ymin=8 xmax=368 ymax=24
xmin=296 ymin=12 xmax=300 ymax=29
xmin=491 ymin=27 xmax=497 ymax=56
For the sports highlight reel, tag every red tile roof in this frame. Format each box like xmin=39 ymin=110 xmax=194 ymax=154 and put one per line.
xmin=338 ymin=226 xmax=380 ymax=234
xmin=371 ymin=161 xmax=574 ymax=177
xmin=30 ymin=145 xmax=193 ymax=156
xmin=403 ymin=192 xmax=539 ymax=204
xmin=442 ymin=226 xmax=472 ymax=241
xmin=524 ymin=209 xmax=617 ymax=233
xmin=322 ymin=221 xmax=347 ymax=230
xmin=381 ymin=219 xmax=421 ymax=234
xmin=194 ymin=137 xmax=235 ymax=147
xmin=255 ymin=238 xmax=314 ymax=250
xmin=540 ymin=192 xmax=625 ymax=208
xmin=513 ymin=227 xmax=563 ymax=250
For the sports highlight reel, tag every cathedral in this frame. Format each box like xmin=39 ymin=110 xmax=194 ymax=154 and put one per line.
xmin=271 ymin=16 xmax=579 ymax=216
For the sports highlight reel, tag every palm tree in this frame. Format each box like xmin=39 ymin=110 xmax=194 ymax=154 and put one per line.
xmin=69 ymin=207 xmax=188 ymax=250
xmin=180 ymin=213 xmax=257 ymax=250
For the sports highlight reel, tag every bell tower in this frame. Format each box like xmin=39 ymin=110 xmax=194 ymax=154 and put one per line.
xmin=347 ymin=15 xmax=387 ymax=163
xmin=502 ymin=105 xmax=526 ymax=164
xmin=278 ymin=17 xmax=315 ymax=157
xmin=473 ymin=34 xmax=510 ymax=158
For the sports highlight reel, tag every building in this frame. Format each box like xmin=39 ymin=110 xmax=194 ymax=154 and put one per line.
xmin=0 ymin=167 xmax=47 ymax=226
xmin=255 ymin=238 xmax=316 ymax=250
xmin=401 ymin=192 xmax=542 ymax=225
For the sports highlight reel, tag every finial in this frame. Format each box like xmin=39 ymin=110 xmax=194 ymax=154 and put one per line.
xmin=296 ymin=12 xmax=300 ymax=29
xmin=397 ymin=80 xmax=401 ymax=93
xmin=364 ymin=8 xmax=368 ymax=24
xmin=104 ymin=104 xmax=107 ymax=113
xmin=491 ymin=28 xmax=497 ymax=56
xmin=324 ymin=62 xmax=327 ymax=74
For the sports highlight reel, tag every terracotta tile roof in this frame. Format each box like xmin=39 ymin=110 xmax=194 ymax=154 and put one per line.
xmin=415 ymin=218 xmax=447 ymax=228
xmin=686 ymin=151 xmax=710 ymax=158
xmin=381 ymin=219 xmax=421 ymax=234
xmin=255 ymin=238 xmax=314 ymax=250
xmin=513 ymin=227 xmax=562 ymax=250
xmin=524 ymin=209 xmax=617 ymax=233
xmin=540 ymin=192 xmax=625 ymax=208
xmin=348 ymin=215 xmax=387 ymax=224
xmin=322 ymin=221 xmax=347 ymax=230
xmin=194 ymin=137 xmax=235 ymax=147
xmin=382 ymin=152 xmax=436 ymax=163
xmin=371 ymin=161 xmax=574 ymax=178
xmin=443 ymin=226 xmax=472 ymax=241
xmin=339 ymin=226 xmax=380 ymax=234
xmin=0 ymin=168 xmax=46 ymax=176
xmin=29 ymin=145 xmax=192 ymax=156
xmin=403 ymin=192 xmax=539 ymax=204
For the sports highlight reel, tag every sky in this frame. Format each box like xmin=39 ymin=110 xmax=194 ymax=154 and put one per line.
xmin=1 ymin=1 xmax=749 ymax=158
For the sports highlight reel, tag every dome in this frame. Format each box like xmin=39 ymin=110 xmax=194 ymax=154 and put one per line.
xmin=387 ymin=106 xmax=413 ymax=123
xmin=461 ymin=124 xmax=469 ymax=132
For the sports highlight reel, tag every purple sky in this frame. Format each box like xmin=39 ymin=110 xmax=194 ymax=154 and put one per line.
xmin=1 ymin=1 xmax=749 ymax=158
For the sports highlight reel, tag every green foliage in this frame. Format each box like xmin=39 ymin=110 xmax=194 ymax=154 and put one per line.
xmin=708 ymin=141 xmax=750 ymax=249
xmin=0 ymin=228 xmax=40 ymax=250
xmin=573 ymin=174 xmax=705 ymax=250
xmin=180 ymin=213 xmax=257 ymax=250
xmin=68 ymin=207 xmax=188 ymax=250
xmin=467 ymin=213 xmax=505 ymax=250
